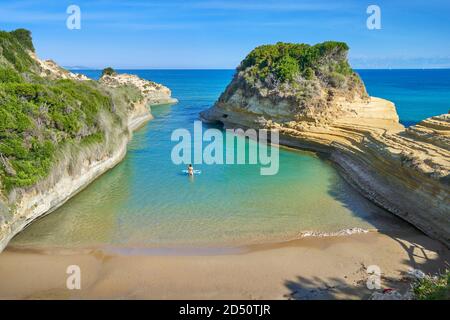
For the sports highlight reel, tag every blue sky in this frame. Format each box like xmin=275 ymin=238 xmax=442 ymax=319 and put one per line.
xmin=1 ymin=0 xmax=450 ymax=69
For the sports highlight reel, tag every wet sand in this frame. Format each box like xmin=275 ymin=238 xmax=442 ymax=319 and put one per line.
xmin=0 ymin=229 xmax=448 ymax=300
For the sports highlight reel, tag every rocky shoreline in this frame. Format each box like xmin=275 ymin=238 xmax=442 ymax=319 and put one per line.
xmin=201 ymin=100 xmax=450 ymax=247
xmin=200 ymin=42 xmax=449 ymax=247
xmin=0 ymin=54 xmax=177 ymax=252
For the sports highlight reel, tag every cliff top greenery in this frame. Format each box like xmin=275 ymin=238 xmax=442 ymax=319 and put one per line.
xmin=0 ymin=29 xmax=134 ymax=193
xmin=0 ymin=29 xmax=37 ymax=73
xmin=215 ymin=41 xmax=368 ymax=119
xmin=220 ymin=41 xmax=367 ymax=113
xmin=237 ymin=41 xmax=361 ymax=91
xmin=102 ymin=67 xmax=117 ymax=77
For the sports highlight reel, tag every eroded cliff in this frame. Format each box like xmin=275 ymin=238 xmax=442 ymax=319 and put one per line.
xmin=0 ymin=29 xmax=176 ymax=251
xmin=201 ymin=42 xmax=450 ymax=246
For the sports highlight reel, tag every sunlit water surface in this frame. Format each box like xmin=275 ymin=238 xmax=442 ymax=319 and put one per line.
xmin=13 ymin=69 xmax=444 ymax=249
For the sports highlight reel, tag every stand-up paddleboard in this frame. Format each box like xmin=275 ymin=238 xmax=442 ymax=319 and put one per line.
xmin=181 ymin=169 xmax=202 ymax=175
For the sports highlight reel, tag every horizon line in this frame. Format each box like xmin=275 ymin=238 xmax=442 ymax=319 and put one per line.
xmin=66 ymin=67 xmax=450 ymax=71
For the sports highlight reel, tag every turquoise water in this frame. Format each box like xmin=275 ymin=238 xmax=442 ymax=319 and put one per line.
xmin=12 ymin=69 xmax=446 ymax=249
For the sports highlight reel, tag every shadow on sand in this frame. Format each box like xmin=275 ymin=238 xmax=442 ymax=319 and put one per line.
xmin=283 ymin=170 xmax=449 ymax=300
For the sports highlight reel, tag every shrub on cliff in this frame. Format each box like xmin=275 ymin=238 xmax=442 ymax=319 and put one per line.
xmin=9 ymin=29 xmax=35 ymax=52
xmin=413 ymin=270 xmax=449 ymax=300
xmin=217 ymin=41 xmax=368 ymax=120
xmin=303 ymin=67 xmax=314 ymax=80
xmin=102 ymin=67 xmax=117 ymax=77
xmin=239 ymin=41 xmax=360 ymax=90
xmin=0 ymin=67 xmax=22 ymax=83
xmin=0 ymin=30 xmax=37 ymax=72
xmin=274 ymin=55 xmax=299 ymax=82
xmin=0 ymin=79 xmax=117 ymax=191
xmin=0 ymin=29 xmax=143 ymax=194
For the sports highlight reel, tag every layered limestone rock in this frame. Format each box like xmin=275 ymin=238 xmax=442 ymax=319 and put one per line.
xmin=201 ymin=42 xmax=450 ymax=247
xmin=29 ymin=51 xmax=90 ymax=81
xmin=100 ymin=73 xmax=178 ymax=106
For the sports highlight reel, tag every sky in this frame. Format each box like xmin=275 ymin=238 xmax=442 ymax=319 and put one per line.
xmin=1 ymin=0 xmax=450 ymax=69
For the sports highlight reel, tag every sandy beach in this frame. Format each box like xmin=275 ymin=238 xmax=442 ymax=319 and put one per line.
xmin=0 ymin=228 xmax=448 ymax=300
xmin=0 ymin=1 xmax=449 ymax=304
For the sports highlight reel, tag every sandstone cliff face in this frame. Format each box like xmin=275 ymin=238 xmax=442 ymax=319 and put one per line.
xmin=0 ymin=52 xmax=176 ymax=252
xmin=201 ymin=43 xmax=450 ymax=247
xmin=29 ymin=52 xmax=90 ymax=81
xmin=99 ymin=73 xmax=178 ymax=106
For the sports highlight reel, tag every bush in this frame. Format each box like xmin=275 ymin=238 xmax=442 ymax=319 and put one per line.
xmin=0 ymin=79 xmax=114 ymax=191
xmin=102 ymin=67 xmax=117 ymax=77
xmin=0 ymin=30 xmax=36 ymax=72
xmin=413 ymin=270 xmax=449 ymax=300
xmin=303 ymin=67 xmax=315 ymax=80
xmin=0 ymin=67 xmax=22 ymax=83
xmin=328 ymin=72 xmax=346 ymax=88
xmin=274 ymin=55 xmax=299 ymax=81
xmin=0 ymin=28 xmax=141 ymax=194
xmin=10 ymin=29 xmax=35 ymax=52
xmin=240 ymin=41 xmax=352 ymax=84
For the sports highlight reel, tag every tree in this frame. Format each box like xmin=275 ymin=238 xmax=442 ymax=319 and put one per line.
xmin=102 ymin=67 xmax=116 ymax=77
xmin=10 ymin=29 xmax=35 ymax=52
xmin=274 ymin=55 xmax=299 ymax=82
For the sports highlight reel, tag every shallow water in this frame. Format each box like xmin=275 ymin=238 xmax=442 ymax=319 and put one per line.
xmin=12 ymin=69 xmax=445 ymax=249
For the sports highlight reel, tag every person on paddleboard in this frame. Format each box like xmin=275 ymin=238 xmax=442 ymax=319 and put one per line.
xmin=187 ymin=164 xmax=194 ymax=176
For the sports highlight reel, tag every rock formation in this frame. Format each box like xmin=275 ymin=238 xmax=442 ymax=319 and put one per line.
xmin=201 ymin=42 xmax=450 ymax=247
xmin=100 ymin=72 xmax=178 ymax=106
xmin=0 ymin=29 xmax=176 ymax=251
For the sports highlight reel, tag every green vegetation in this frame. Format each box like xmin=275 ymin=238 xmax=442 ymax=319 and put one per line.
xmin=0 ymin=79 xmax=116 ymax=191
xmin=102 ymin=67 xmax=117 ymax=77
xmin=9 ymin=29 xmax=35 ymax=52
xmin=274 ymin=55 xmax=299 ymax=82
xmin=224 ymin=41 xmax=368 ymax=112
xmin=239 ymin=41 xmax=354 ymax=88
xmin=105 ymin=84 xmax=142 ymax=112
xmin=0 ymin=29 xmax=138 ymax=193
xmin=413 ymin=270 xmax=449 ymax=300
xmin=0 ymin=67 xmax=23 ymax=83
xmin=0 ymin=29 xmax=37 ymax=72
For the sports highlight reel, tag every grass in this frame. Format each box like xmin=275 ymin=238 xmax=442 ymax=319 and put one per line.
xmin=413 ymin=270 xmax=450 ymax=300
